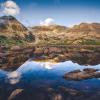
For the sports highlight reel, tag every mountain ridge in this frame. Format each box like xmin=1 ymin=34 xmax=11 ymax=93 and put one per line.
xmin=0 ymin=16 xmax=35 ymax=46
xmin=0 ymin=15 xmax=100 ymax=46
xmin=31 ymin=23 xmax=100 ymax=45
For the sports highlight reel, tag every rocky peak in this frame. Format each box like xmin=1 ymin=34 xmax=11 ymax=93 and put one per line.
xmin=0 ymin=15 xmax=35 ymax=45
xmin=0 ymin=15 xmax=16 ymax=21
xmin=0 ymin=16 xmax=29 ymax=37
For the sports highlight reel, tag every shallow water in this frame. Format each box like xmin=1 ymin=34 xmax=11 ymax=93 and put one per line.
xmin=0 ymin=60 xmax=100 ymax=94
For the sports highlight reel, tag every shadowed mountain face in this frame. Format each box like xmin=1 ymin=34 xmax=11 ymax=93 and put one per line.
xmin=31 ymin=23 xmax=100 ymax=45
xmin=0 ymin=16 xmax=35 ymax=46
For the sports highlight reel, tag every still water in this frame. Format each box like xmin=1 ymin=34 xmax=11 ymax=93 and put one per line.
xmin=0 ymin=60 xmax=100 ymax=94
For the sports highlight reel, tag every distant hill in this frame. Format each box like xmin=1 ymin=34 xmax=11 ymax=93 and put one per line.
xmin=31 ymin=23 xmax=100 ymax=45
xmin=72 ymin=23 xmax=100 ymax=31
xmin=32 ymin=25 xmax=68 ymax=32
xmin=0 ymin=16 xmax=35 ymax=46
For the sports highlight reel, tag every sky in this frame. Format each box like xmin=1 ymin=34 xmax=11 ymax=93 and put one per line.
xmin=0 ymin=0 xmax=100 ymax=27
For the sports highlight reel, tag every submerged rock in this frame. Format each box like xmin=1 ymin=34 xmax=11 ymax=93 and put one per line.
xmin=7 ymin=87 xmax=85 ymax=100
xmin=0 ymin=45 xmax=100 ymax=71
xmin=63 ymin=68 xmax=100 ymax=81
xmin=59 ymin=86 xmax=82 ymax=96
xmin=8 ymin=89 xmax=23 ymax=100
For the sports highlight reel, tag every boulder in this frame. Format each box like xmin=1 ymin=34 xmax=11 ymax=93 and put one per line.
xmin=8 ymin=89 xmax=23 ymax=100
xmin=63 ymin=68 xmax=100 ymax=81
xmin=83 ymin=68 xmax=99 ymax=73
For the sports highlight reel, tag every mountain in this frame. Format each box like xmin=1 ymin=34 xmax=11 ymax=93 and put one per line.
xmin=31 ymin=23 xmax=100 ymax=45
xmin=72 ymin=23 xmax=100 ymax=31
xmin=0 ymin=15 xmax=100 ymax=46
xmin=31 ymin=25 xmax=68 ymax=32
xmin=0 ymin=16 xmax=35 ymax=46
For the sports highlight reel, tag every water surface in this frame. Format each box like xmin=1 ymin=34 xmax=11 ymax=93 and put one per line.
xmin=0 ymin=60 xmax=100 ymax=94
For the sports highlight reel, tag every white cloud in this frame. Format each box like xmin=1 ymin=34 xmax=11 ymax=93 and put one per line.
xmin=39 ymin=62 xmax=56 ymax=69
xmin=2 ymin=0 xmax=20 ymax=16
xmin=7 ymin=71 xmax=21 ymax=85
xmin=40 ymin=18 xmax=55 ymax=26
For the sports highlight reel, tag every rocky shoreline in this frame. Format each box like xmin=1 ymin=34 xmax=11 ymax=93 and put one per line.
xmin=0 ymin=45 xmax=100 ymax=71
xmin=0 ymin=45 xmax=33 ymax=71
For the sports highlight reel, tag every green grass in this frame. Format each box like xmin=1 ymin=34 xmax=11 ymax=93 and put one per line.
xmin=0 ymin=30 xmax=36 ymax=46
xmin=36 ymin=39 xmax=70 ymax=45
xmin=37 ymin=39 xmax=100 ymax=45
xmin=80 ymin=39 xmax=100 ymax=45
xmin=0 ymin=34 xmax=100 ymax=46
xmin=0 ymin=36 xmax=30 ymax=47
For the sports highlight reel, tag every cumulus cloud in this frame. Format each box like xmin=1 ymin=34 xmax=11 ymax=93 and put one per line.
xmin=2 ymin=0 xmax=20 ymax=16
xmin=40 ymin=18 xmax=55 ymax=26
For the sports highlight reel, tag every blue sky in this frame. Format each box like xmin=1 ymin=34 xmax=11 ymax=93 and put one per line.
xmin=0 ymin=0 xmax=100 ymax=27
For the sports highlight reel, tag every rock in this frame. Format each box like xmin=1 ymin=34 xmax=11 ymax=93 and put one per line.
xmin=10 ymin=46 xmax=21 ymax=51
xmin=59 ymin=86 xmax=82 ymax=96
xmin=53 ymin=57 xmax=60 ymax=62
xmin=8 ymin=89 xmax=24 ymax=100
xmin=7 ymin=87 xmax=100 ymax=100
xmin=45 ymin=87 xmax=55 ymax=93
xmin=0 ymin=46 xmax=30 ymax=70
xmin=56 ymin=54 xmax=67 ymax=62
xmin=8 ymin=89 xmax=49 ymax=100
xmin=0 ymin=45 xmax=100 ymax=70
xmin=68 ymin=70 xmax=81 ymax=73
xmin=83 ymin=68 xmax=99 ymax=73
xmin=49 ymin=93 xmax=62 ymax=100
xmin=63 ymin=68 xmax=100 ymax=81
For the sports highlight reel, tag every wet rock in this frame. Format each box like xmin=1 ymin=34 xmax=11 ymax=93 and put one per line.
xmin=8 ymin=88 xmax=49 ymax=100
xmin=0 ymin=45 xmax=100 ymax=70
xmin=59 ymin=86 xmax=82 ymax=96
xmin=54 ymin=54 xmax=67 ymax=62
xmin=49 ymin=93 xmax=62 ymax=100
xmin=83 ymin=68 xmax=99 ymax=73
xmin=8 ymin=89 xmax=23 ymax=100
xmin=63 ymin=68 xmax=100 ymax=81
xmin=0 ymin=46 xmax=30 ymax=70
xmin=5 ymin=86 xmax=100 ymax=100
xmin=68 ymin=70 xmax=81 ymax=73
